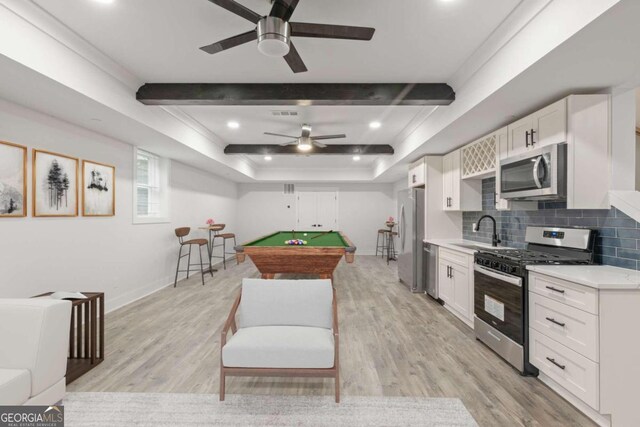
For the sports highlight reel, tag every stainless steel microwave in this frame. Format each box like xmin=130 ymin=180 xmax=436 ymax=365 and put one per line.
xmin=499 ymin=143 xmax=567 ymax=200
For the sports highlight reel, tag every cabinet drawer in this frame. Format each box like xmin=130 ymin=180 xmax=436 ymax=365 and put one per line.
xmin=440 ymin=248 xmax=470 ymax=267
xmin=529 ymin=272 xmax=598 ymax=315
xmin=530 ymin=329 xmax=599 ymax=410
xmin=529 ymin=292 xmax=598 ymax=361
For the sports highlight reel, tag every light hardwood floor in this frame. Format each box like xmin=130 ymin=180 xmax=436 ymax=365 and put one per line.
xmin=68 ymin=256 xmax=595 ymax=426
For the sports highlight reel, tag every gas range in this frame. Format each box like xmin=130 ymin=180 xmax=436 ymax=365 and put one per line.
xmin=473 ymin=226 xmax=595 ymax=376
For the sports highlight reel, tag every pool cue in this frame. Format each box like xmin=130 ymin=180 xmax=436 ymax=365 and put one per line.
xmin=311 ymin=230 xmax=333 ymax=240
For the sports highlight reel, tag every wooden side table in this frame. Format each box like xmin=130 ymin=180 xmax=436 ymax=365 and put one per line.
xmin=33 ymin=292 xmax=105 ymax=384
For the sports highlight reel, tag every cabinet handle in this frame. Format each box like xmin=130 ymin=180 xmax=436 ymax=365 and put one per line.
xmin=525 ymin=130 xmax=530 ymax=147
xmin=546 ymin=357 xmax=566 ymax=370
xmin=530 ymin=128 xmax=536 ymax=146
xmin=412 ymin=174 xmax=416 ymax=183
xmin=450 ymin=266 xmax=453 ymax=278
xmin=545 ymin=285 xmax=565 ymax=294
xmin=545 ymin=317 xmax=566 ymax=327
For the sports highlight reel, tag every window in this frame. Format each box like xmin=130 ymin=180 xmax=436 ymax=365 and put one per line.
xmin=133 ymin=148 xmax=170 ymax=223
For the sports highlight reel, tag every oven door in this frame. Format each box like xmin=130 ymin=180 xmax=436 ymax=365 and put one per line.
xmin=500 ymin=143 xmax=566 ymax=200
xmin=474 ymin=264 xmax=524 ymax=345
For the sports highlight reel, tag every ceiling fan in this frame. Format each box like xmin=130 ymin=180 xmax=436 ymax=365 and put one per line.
xmin=265 ymin=124 xmax=345 ymax=151
xmin=200 ymin=0 xmax=376 ymax=73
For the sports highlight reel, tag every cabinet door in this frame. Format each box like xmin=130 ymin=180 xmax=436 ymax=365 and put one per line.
xmin=495 ymin=128 xmax=510 ymax=210
xmin=442 ymin=154 xmax=453 ymax=210
xmin=451 ymin=264 xmax=471 ymax=320
xmin=438 ymin=260 xmax=453 ymax=304
xmin=532 ymin=98 xmax=567 ymax=148
xmin=450 ymin=150 xmax=461 ymax=211
xmin=508 ymin=115 xmax=534 ymax=157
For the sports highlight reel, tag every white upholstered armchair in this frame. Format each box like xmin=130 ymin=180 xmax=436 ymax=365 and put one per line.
xmin=0 ymin=299 xmax=72 ymax=405
xmin=220 ymin=278 xmax=340 ymax=402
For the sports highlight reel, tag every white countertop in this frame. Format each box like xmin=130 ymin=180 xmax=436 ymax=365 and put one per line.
xmin=423 ymin=239 xmax=512 ymax=255
xmin=526 ymin=265 xmax=640 ymax=290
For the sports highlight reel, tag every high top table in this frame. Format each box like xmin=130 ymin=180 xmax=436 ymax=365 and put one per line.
xmin=198 ymin=224 xmax=226 ymax=273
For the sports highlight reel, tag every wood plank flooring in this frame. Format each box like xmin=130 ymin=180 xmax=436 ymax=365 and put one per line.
xmin=68 ymin=256 xmax=595 ymax=427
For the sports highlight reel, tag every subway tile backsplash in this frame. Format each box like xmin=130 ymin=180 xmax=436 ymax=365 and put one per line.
xmin=462 ymin=178 xmax=640 ymax=270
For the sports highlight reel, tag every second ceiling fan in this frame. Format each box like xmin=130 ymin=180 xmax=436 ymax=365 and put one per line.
xmin=265 ymin=124 xmax=345 ymax=151
xmin=200 ymin=0 xmax=376 ymax=73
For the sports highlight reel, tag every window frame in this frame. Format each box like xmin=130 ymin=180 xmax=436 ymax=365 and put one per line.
xmin=133 ymin=147 xmax=170 ymax=224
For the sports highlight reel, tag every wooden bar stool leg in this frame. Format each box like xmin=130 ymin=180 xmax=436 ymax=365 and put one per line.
xmin=375 ymin=232 xmax=380 ymax=256
xmin=174 ymin=245 xmax=183 ymax=288
xmin=222 ymin=238 xmax=227 ymax=270
xmin=233 ymin=236 xmax=238 ymax=265
xmin=199 ymin=245 xmax=205 ymax=286
xmin=187 ymin=245 xmax=192 ymax=279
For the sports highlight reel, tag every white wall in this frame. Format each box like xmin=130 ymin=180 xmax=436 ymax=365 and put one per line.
xmin=237 ymin=183 xmax=395 ymax=255
xmin=0 ymin=100 xmax=237 ymax=312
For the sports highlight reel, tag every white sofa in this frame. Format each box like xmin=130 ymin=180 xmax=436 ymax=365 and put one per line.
xmin=0 ymin=299 xmax=72 ymax=405
xmin=220 ymin=278 xmax=340 ymax=402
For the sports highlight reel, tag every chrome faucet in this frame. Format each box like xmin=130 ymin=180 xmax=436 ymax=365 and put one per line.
xmin=474 ymin=215 xmax=501 ymax=247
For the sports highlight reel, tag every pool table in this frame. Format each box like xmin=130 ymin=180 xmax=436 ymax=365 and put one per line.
xmin=235 ymin=231 xmax=356 ymax=280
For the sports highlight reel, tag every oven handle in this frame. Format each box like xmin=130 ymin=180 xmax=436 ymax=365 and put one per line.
xmin=474 ymin=264 xmax=523 ymax=287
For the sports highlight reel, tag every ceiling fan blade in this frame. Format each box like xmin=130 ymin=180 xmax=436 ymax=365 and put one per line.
xmin=283 ymin=42 xmax=308 ymax=73
xmin=200 ymin=30 xmax=257 ymax=54
xmin=269 ymin=0 xmax=299 ymax=21
xmin=265 ymin=132 xmax=299 ymax=138
xmin=290 ymin=22 xmax=375 ymax=40
xmin=207 ymin=0 xmax=261 ymax=24
xmin=312 ymin=140 xmax=327 ymax=148
xmin=279 ymin=140 xmax=299 ymax=146
xmin=312 ymin=134 xmax=346 ymax=140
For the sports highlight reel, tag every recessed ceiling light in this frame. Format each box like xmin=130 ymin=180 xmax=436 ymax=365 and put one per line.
xmin=92 ymin=0 xmax=115 ymax=4
xmin=227 ymin=121 xmax=240 ymax=129
xmin=369 ymin=121 xmax=381 ymax=129
xmin=353 ymin=155 xmax=361 ymax=161
xmin=264 ymin=155 xmax=272 ymax=161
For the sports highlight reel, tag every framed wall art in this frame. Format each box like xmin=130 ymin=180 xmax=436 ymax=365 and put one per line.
xmin=0 ymin=141 xmax=27 ymax=217
xmin=33 ymin=149 xmax=79 ymax=217
xmin=82 ymin=160 xmax=115 ymax=216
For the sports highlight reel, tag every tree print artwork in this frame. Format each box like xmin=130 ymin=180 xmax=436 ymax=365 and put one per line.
xmin=82 ymin=160 xmax=115 ymax=216
xmin=33 ymin=150 xmax=78 ymax=217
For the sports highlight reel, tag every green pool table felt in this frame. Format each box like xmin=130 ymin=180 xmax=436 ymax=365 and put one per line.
xmin=247 ymin=231 xmax=348 ymax=247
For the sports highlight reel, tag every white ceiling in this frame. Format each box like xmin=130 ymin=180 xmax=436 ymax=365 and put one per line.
xmin=176 ymin=104 xmax=434 ymax=167
xmin=32 ymin=0 xmax=521 ymax=83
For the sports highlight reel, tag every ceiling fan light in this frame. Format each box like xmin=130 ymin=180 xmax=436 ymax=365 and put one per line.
xmin=257 ymin=17 xmax=291 ymax=57
xmin=258 ymin=38 xmax=290 ymax=57
xmin=297 ymin=137 xmax=313 ymax=151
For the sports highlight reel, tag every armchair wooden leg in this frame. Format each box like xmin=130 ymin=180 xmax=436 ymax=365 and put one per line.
xmin=220 ymin=368 xmax=226 ymax=401
xmin=335 ymin=369 xmax=340 ymax=403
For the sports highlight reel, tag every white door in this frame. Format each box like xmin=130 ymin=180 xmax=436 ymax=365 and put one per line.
xmin=296 ymin=191 xmax=338 ymax=231
xmin=297 ymin=191 xmax=318 ymax=229
xmin=315 ymin=192 xmax=338 ymax=231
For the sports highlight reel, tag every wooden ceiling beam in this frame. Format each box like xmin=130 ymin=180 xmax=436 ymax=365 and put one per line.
xmin=136 ymin=83 xmax=455 ymax=106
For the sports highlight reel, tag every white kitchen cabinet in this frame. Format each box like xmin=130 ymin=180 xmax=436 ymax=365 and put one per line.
xmin=507 ymin=98 xmax=567 ymax=157
xmin=442 ymin=149 xmax=481 ymax=211
xmin=438 ymin=247 xmax=474 ymax=328
xmin=528 ymin=269 xmax=640 ymax=426
xmin=408 ymin=157 xmax=426 ymax=188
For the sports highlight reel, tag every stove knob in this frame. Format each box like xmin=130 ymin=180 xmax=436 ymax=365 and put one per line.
xmin=509 ymin=266 xmax=518 ymax=274
xmin=492 ymin=261 xmax=499 ymax=269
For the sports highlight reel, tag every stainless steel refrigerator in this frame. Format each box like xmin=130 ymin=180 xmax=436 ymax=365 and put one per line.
xmin=397 ymin=187 xmax=425 ymax=293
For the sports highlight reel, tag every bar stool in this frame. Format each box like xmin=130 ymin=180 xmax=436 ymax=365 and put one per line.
xmin=174 ymin=227 xmax=211 ymax=287
xmin=376 ymin=229 xmax=389 ymax=257
xmin=386 ymin=231 xmax=398 ymax=264
xmin=210 ymin=224 xmax=237 ymax=269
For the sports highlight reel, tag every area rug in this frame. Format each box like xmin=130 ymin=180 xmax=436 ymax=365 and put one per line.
xmin=63 ymin=392 xmax=478 ymax=426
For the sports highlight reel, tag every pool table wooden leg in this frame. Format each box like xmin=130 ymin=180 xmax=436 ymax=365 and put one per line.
xmin=261 ymin=273 xmax=276 ymax=279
